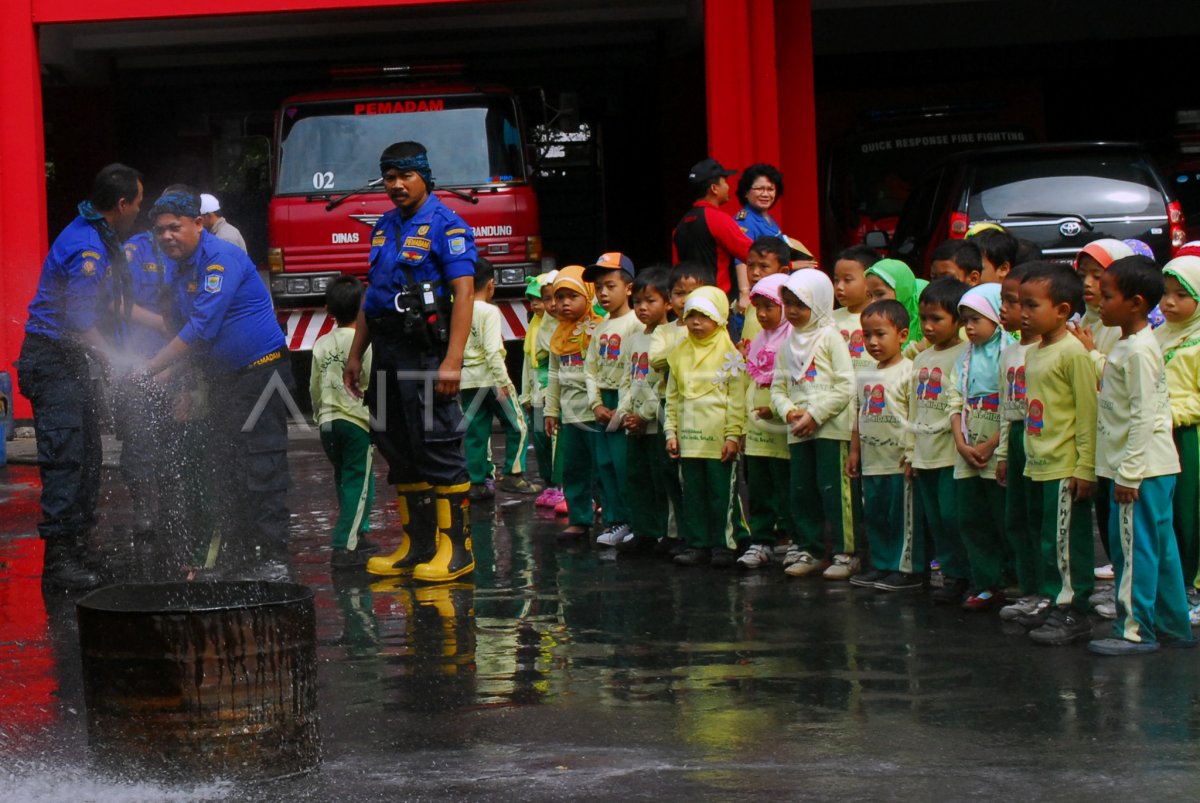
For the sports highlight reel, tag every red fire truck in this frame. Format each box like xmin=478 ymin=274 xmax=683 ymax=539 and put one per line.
xmin=268 ymin=72 xmax=543 ymax=351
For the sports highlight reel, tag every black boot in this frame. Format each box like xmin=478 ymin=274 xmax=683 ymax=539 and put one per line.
xmin=367 ymin=484 xmax=438 ymax=576
xmin=412 ymin=484 xmax=475 ymax=583
xmin=42 ymin=537 xmax=101 ymax=591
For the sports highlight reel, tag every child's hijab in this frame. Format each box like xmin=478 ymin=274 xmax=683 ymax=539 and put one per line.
xmin=1157 ymin=255 xmax=1200 ymax=364
xmin=669 ymin=286 xmax=741 ymax=399
xmin=956 ymin=284 xmax=1013 ymax=399
xmin=782 ymin=269 xmax=836 ymax=381
xmin=523 ymin=272 xmax=555 ymax=362
xmin=745 ymin=274 xmax=792 ymax=386
xmin=550 ymin=266 xmax=602 ymax=357
xmin=865 ymin=259 xmax=923 ymax=347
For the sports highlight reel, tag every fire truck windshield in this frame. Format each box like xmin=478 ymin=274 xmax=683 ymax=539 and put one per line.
xmin=277 ymin=94 xmax=525 ymax=195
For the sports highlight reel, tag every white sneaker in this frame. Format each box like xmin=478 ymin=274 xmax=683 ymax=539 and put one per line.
xmin=1094 ymin=563 xmax=1114 ymax=580
xmin=823 ymin=553 xmax=860 ymax=581
xmin=737 ymin=544 xmax=772 ymax=569
xmin=1000 ymin=594 xmax=1046 ymax=621
xmin=1095 ymin=601 xmax=1117 ymax=620
xmin=595 ymin=524 xmax=631 ymax=547
xmin=784 ymin=551 xmax=822 ymax=577
xmin=782 ymin=545 xmax=803 ymax=567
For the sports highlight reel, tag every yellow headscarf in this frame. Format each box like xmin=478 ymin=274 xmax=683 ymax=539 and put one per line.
xmin=549 ymin=265 xmax=602 ymax=357
xmin=1157 ymin=255 xmax=1200 ymax=364
xmin=668 ymin=286 xmax=744 ymax=399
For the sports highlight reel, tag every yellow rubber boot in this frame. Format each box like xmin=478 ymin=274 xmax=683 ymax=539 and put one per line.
xmin=412 ymin=483 xmax=475 ymax=583
xmin=367 ymin=483 xmax=437 ymax=576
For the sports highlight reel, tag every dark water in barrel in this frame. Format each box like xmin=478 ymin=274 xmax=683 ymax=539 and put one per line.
xmin=2 ymin=434 xmax=1200 ymax=801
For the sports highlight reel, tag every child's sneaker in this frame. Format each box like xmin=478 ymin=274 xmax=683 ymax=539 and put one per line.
xmin=1093 ymin=563 xmax=1115 ymax=580
xmin=674 ymin=547 xmax=710 ymax=566
xmin=849 ymin=569 xmax=885 ymax=588
xmin=554 ymin=498 xmax=568 ymax=516
xmin=823 ymin=554 xmax=860 ymax=581
xmin=962 ymin=588 xmax=1004 ymax=612
xmin=497 ymin=475 xmax=543 ymax=495
xmin=737 ymin=544 xmax=773 ymax=569
xmin=535 ymin=486 xmax=561 ymax=507
xmin=595 ymin=523 xmax=631 ymax=547
xmin=468 ymin=482 xmax=495 ymax=501
xmin=1000 ymin=595 xmax=1048 ymax=621
xmin=784 ymin=551 xmax=822 ymax=577
xmin=1087 ymin=637 xmax=1159 ymax=656
xmin=1088 ymin=587 xmax=1114 ymax=607
xmin=874 ymin=572 xmax=923 ymax=592
xmin=1094 ymin=601 xmax=1117 ymax=620
xmin=782 ymin=545 xmax=803 ymax=567
xmin=931 ymin=576 xmax=969 ymax=604
xmin=1028 ymin=606 xmax=1093 ymax=645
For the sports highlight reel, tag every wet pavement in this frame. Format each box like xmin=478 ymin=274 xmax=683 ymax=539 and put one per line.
xmin=2 ymin=428 xmax=1200 ymax=802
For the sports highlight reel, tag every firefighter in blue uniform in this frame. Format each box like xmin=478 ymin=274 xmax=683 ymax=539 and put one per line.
xmin=114 ymin=230 xmax=176 ymax=535
xmin=142 ymin=186 xmax=294 ymax=580
xmin=17 ymin=163 xmax=144 ymax=589
xmin=344 ymin=141 xmax=478 ymax=583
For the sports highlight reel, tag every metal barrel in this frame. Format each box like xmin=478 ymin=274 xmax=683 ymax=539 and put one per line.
xmin=76 ymin=581 xmax=319 ymax=781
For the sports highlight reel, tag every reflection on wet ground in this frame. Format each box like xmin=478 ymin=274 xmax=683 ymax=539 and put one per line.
xmin=2 ymin=431 xmax=1199 ymax=801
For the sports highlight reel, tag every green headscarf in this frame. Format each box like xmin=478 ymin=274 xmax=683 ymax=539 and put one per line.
xmin=866 ymin=258 xmax=924 ymax=346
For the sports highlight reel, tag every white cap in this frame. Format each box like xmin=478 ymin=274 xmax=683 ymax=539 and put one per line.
xmin=199 ymin=193 xmax=221 ymax=215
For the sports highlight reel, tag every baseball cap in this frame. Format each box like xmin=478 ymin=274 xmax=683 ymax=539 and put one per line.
xmin=582 ymin=252 xmax=636 ymax=282
xmin=199 ymin=193 xmax=221 ymax=215
xmin=786 ymin=236 xmax=814 ymax=261
xmin=687 ymin=158 xmax=737 ymax=186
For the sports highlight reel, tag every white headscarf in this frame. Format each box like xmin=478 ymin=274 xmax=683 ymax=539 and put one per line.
xmin=782 ymin=269 xmax=836 ymax=382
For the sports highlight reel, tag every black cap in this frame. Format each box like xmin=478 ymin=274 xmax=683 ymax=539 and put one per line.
xmin=687 ymin=158 xmax=737 ymax=186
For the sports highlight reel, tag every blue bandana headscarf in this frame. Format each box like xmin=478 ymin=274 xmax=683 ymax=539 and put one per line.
xmin=956 ymin=284 xmax=1013 ymax=399
xmin=149 ymin=191 xmax=201 ymax=219
xmin=380 ymin=153 xmax=435 ymax=189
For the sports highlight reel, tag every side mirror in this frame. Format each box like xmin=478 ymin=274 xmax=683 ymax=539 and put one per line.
xmin=863 ymin=230 xmax=889 ymax=250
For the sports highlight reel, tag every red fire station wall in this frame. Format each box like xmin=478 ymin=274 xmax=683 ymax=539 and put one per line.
xmin=705 ymin=0 xmax=819 ymax=257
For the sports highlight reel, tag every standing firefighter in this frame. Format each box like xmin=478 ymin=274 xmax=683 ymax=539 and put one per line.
xmin=344 ymin=141 xmax=478 ymax=583
xmin=18 ymin=163 xmax=144 ymax=589
xmin=142 ymin=186 xmax=294 ymax=580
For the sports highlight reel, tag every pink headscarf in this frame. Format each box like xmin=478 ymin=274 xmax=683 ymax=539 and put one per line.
xmin=745 ymin=274 xmax=792 ymax=386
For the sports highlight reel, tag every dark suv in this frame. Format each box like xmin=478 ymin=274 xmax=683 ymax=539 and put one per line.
xmin=878 ymin=143 xmax=1185 ymax=273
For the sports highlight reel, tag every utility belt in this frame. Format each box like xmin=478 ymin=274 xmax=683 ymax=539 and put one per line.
xmin=367 ymin=281 xmax=451 ymax=350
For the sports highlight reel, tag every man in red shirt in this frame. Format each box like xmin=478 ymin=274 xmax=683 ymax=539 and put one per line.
xmin=672 ymin=158 xmax=754 ymax=313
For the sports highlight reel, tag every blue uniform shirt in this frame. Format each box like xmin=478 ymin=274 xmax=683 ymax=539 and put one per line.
xmin=171 ymin=230 xmax=284 ymax=372
xmin=26 ymin=216 xmax=111 ymax=341
xmin=122 ymin=232 xmax=175 ymax=357
xmin=735 ymin=207 xmax=784 ymax=244
xmin=363 ymin=194 xmax=478 ymax=318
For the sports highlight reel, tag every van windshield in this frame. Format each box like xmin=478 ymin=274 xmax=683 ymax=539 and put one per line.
xmin=277 ymin=94 xmax=524 ymax=195
xmin=970 ymin=155 xmax=1163 ymax=219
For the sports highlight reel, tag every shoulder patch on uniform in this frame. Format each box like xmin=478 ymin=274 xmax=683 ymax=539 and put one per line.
xmin=81 ymin=260 xmax=97 ymax=276
xmin=371 ymin=236 xmax=386 ymax=246
xmin=735 ymin=210 xmax=747 ymax=220
xmin=403 ymin=236 xmax=432 ymax=250
xmin=144 ymin=262 xmax=159 ymax=273
xmin=206 ymin=264 xmax=225 ymax=273
xmin=449 ymin=237 xmax=466 ymax=256
xmin=417 ymin=225 xmax=430 ymax=236
xmin=81 ymin=250 xmax=103 ymax=261
xmin=445 ymin=228 xmax=466 ymax=236
xmin=204 ymin=274 xmax=223 ymax=293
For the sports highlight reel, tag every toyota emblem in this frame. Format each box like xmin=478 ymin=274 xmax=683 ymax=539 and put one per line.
xmin=1059 ymin=221 xmax=1082 ymax=237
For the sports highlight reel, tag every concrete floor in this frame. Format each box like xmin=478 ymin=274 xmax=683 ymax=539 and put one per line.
xmin=1 ymin=428 xmax=1199 ymax=802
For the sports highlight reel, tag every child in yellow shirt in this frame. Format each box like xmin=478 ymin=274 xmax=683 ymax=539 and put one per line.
xmin=1019 ymin=263 xmax=1098 ymax=646
xmin=1156 ymin=251 xmax=1200 ymax=620
xmin=665 ymin=287 xmax=749 ymax=567
xmin=833 ymin=245 xmax=881 ymax=375
xmin=737 ymin=273 xmax=792 ymax=569
xmin=771 ymin=269 xmax=858 ymax=579
xmin=907 ymin=278 xmax=969 ymax=603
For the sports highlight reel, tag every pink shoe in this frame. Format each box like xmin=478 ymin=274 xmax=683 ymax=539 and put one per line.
xmin=554 ymin=498 xmax=568 ymax=516
xmin=535 ymin=487 xmax=558 ymax=507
